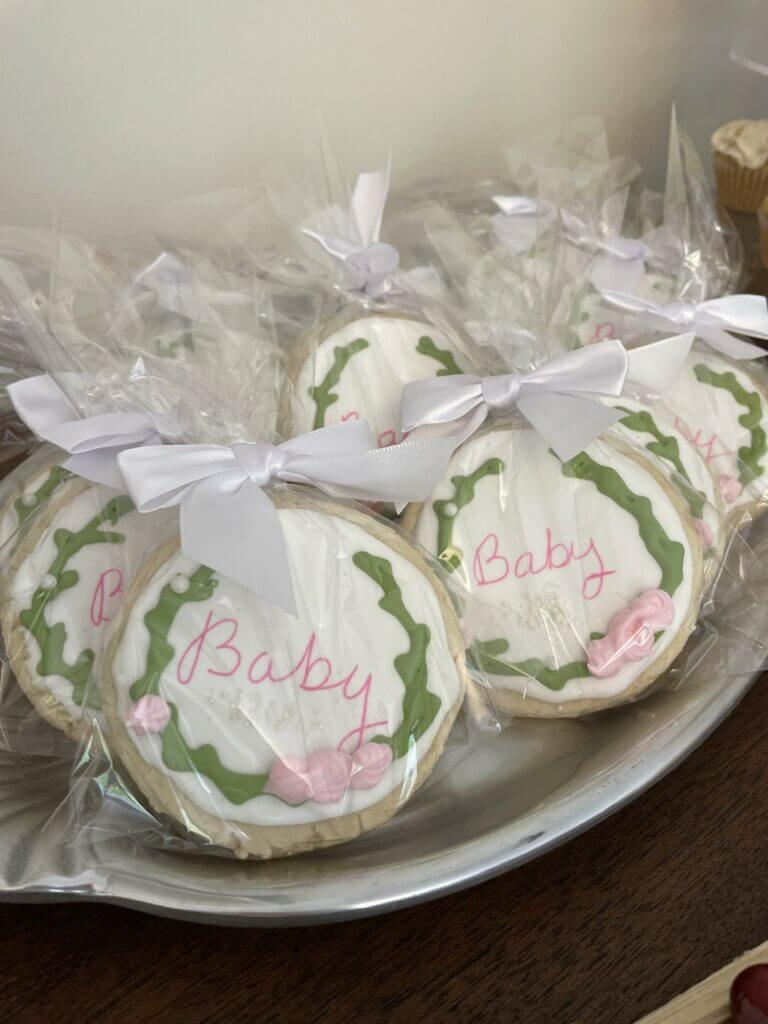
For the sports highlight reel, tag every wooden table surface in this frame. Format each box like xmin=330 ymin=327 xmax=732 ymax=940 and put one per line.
xmin=0 ymin=671 xmax=765 ymax=1024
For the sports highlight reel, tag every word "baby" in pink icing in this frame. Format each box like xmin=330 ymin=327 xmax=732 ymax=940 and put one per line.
xmin=176 ymin=615 xmax=387 ymax=754
xmin=89 ymin=568 xmax=124 ymax=627
xmin=674 ymin=416 xmax=737 ymax=467
xmin=472 ymin=529 xmax=614 ymax=600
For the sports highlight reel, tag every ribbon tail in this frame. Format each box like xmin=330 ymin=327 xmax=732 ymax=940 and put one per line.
xmin=517 ymin=392 xmax=623 ymax=463
xmin=697 ymin=326 xmax=767 ymax=360
xmin=180 ymin=477 xmax=297 ymax=617
xmin=625 ymin=332 xmax=695 ymax=391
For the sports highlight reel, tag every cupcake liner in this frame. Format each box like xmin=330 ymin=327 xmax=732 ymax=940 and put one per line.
xmin=714 ymin=151 xmax=768 ymax=213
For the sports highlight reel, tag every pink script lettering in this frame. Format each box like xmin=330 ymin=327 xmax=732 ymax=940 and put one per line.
xmin=472 ymin=528 xmax=614 ymax=600
xmin=176 ymin=621 xmax=385 ymax=753
xmin=89 ymin=568 xmax=124 ymax=626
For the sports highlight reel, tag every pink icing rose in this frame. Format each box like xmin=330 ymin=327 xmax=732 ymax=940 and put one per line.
xmin=349 ymin=742 xmax=393 ymax=789
xmin=265 ymin=743 xmax=393 ymax=804
xmin=693 ymin=517 xmax=714 ymax=550
xmin=717 ymin=474 xmax=742 ymax=504
xmin=125 ymin=695 xmax=171 ymax=735
xmin=586 ymin=589 xmax=675 ymax=678
xmin=264 ymin=757 xmax=312 ymax=805
xmin=585 ymin=634 xmax=623 ymax=679
xmin=305 ymin=749 xmax=354 ymax=803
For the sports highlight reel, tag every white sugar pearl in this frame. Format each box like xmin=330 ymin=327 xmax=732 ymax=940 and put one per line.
xmin=41 ymin=574 xmax=57 ymax=590
xmin=170 ymin=574 xmax=189 ymax=594
xmin=20 ymin=492 xmax=37 ymax=507
xmin=443 ymin=502 xmax=458 ymax=517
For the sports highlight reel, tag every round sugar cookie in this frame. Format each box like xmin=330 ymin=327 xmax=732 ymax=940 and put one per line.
xmin=0 ymin=476 xmax=173 ymax=740
xmin=664 ymin=346 xmax=768 ymax=521
xmin=287 ymin=309 xmax=470 ymax=446
xmin=607 ymin=396 xmax=726 ymax=562
xmin=101 ymin=492 xmax=467 ymax=860
xmin=404 ymin=424 xmax=704 ymax=717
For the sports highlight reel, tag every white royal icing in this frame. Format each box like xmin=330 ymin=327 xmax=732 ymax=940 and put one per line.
xmin=111 ymin=507 xmax=463 ymax=827
xmin=664 ymin=347 xmax=768 ymax=512
xmin=412 ymin=428 xmax=697 ymax=704
xmin=291 ymin=315 xmax=468 ymax=445
xmin=10 ymin=481 xmax=172 ymax=721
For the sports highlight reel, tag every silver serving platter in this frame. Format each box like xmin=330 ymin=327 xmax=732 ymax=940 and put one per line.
xmin=0 ymin=623 xmax=764 ymax=926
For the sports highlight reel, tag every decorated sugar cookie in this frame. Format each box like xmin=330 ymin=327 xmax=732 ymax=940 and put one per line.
xmin=288 ymin=312 xmax=469 ymax=446
xmin=607 ymin=397 xmax=725 ymax=559
xmin=404 ymin=425 xmax=703 ymax=717
xmin=101 ymin=494 xmax=466 ymax=859
xmin=0 ymin=477 xmax=172 ymax=740
xmin=663 ymin=347 xmax=768 ymax=520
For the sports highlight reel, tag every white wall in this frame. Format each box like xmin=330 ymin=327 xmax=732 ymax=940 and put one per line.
xmin=0 ymin=1 xmax=690 ymax=246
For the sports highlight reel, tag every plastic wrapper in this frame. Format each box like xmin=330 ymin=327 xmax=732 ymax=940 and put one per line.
xmin=0 ymin=229 xmax=504 ymax=863
xmin=396 ymin=337 xmax=768 ymax=720
xmin=154 ymin=148 xmax=491 ymax=449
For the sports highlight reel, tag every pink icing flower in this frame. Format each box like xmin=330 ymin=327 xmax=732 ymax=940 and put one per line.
xmin=696 ymin=520 xmax=720 ymax=552
xmin=693 ymin=518 xmax=714 ymax=550
xmin=264 ymin=757 xmax=312 ymax=805
xmin=349 ymin=742 xmax=393 ymax=789
xmin=265 ymin=744 xmax=393 ymax=804
xmin=125 ymin=695 xmax=171 ymax=735
xmin=585 ymin=634 xmax=623 ymax=679
xmin=305 ymin=749 xmax=354 ymax=803
xmin=717 ymin=474 xmax=742 ymax=504
xmin=586 ymin=589 xmax=675 ymax=678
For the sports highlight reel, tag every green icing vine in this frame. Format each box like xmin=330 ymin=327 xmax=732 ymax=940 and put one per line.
xmin=161 ymin=704 xmax=268 ymax=806
xmin=309 ymin=337 xmax=369 ymax=428
xmin=14 ymin=465 xmax=72 ymax=526
xmin=693 ymin=363 xmax=767 ymax=485
xmin=352 ymin=551 xmax=440 ymax=758
xmin=615 ymin=405 xmax=705 ymax=520
xmin=467 ymin=638 xmax=591 ymax=691
xmin=415 ymin=335 xmax=462 ymax=376
xmin=433 ymin=459 xmax=504 ymax=573
xmin=562 ymin=451 xmax=684 ymax=595
xmin=20 ymin=494 xmax=134 ymax=709
xmin=128 ymin=564 xmax=271 ymax=805
xmin=476 ymin=450 xmax=685 ymax=689
xmin=128 ymin=566 xmax=218 ymax=701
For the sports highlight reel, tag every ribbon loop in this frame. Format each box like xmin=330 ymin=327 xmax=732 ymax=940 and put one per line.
xmin=600 ymin=289 xmax=768 ymax=360
xmin=302 ymin=158 xmax=398 ymax=296
xmin=8 ymin=374 xmax=161 ymax=490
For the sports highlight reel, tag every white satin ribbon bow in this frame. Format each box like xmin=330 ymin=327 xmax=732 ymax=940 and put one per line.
xmin=118 ymin=420 xmax=458 ymax=615
xmin=600 ymin=291 xmax=768 ymax=360
xmin=401 ymin=333 xmax=695 ymax=463
xmin=302 ymin=158 xmax=399 ymax=296
xmin=8 ymin=374 xmax=161 ymax=490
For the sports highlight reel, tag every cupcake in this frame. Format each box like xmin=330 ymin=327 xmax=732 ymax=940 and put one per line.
xmin=712 ymin=119 xmax=768 ymax=213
